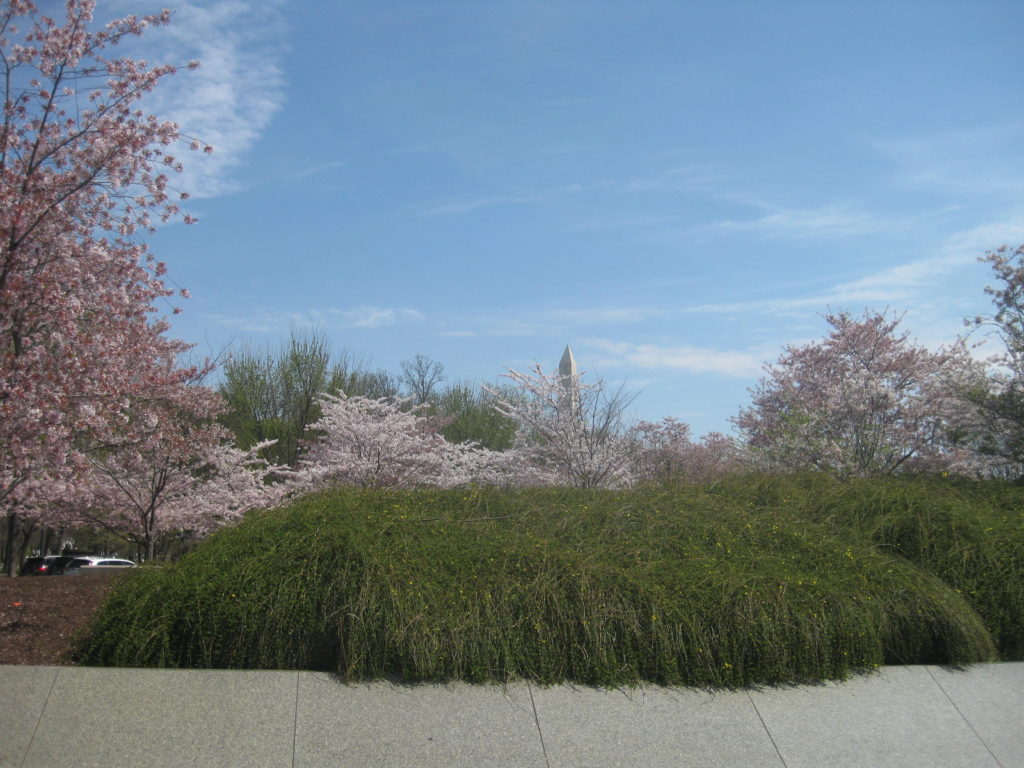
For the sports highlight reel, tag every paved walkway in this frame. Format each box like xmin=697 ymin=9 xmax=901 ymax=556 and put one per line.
xmin=2 ymin=662 xmax=1021 ymax=767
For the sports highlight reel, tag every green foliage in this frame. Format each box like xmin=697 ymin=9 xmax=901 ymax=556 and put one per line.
xmin=76 ymin=478 xmax=1020 ymax=686
xmin=218 ymin=329 xmax=332 ymax=466
xmin=706 ymin=473 xmax=1024 ymax=658
xmin=433 ymin=382 xmax=519 ymax=450
xmin=218 ymin=336 xmax=511 ymax=462
xmin=328 ymin=365 xmax=402 ymax=401
xmin=218 ymin=330 xmax=403 ymax=466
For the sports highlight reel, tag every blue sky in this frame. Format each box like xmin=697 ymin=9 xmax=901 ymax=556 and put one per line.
xmin=114 ymin=0 xmax=1023 ymax=436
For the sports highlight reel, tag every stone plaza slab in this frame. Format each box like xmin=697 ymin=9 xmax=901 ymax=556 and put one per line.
xmin=926 ymin=662 xmax=1024 ymax=768
xmin=0 ymin=665 xmax=58 ymax=768
xmin=2 ymin=663 xmax=1021 ymax=767
xmin=294 ymin=674 xmax=548 ymax=768
xmin=529 ymin=682 xmax=784 ymax=768
xmin=18 ymin=667 xmax=298 ymax=768
xmin=747 ymin=665 xmax=1002 ymax=768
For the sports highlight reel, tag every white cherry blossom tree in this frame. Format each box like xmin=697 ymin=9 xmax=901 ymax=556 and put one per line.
xmin=487 ymin=364 xmax=637 ymax=488
xmin=734 ymin=312 xmax=985 ymax=477
xmin=295 ymin=392 xmax=512 ymax=490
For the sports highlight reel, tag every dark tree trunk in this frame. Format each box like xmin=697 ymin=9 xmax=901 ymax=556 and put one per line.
xmin=17 ymin=519 xmax=36 ymax=568
xmin=5 ymin=511 xmax=19 ymax=577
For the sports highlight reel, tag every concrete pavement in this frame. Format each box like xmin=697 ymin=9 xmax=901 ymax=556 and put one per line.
xmin=2 ymin=662 xmax=1021 ymax=767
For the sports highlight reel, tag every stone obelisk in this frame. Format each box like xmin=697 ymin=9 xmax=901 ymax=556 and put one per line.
xmin=559 ymin=345 xmax=577 ymax=380
xmin=558 ymin=345 xmax=579 ymax=417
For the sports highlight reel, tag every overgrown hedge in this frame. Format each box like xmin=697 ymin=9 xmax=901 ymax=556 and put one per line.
xmin=75 ymin=478 xmax=1022 ymax=687
xmin=706 ymin=474 xmax=1024 ymax=659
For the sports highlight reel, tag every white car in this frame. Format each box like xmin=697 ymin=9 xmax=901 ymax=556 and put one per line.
xmin=68 ymin=556 xmax=137 ymax=570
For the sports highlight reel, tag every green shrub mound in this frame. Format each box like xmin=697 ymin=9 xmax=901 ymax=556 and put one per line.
xmin=707 ymin=474 xmax=1024 ymax=659
xmin=75 ymin=484 xmax=1007 ymax=687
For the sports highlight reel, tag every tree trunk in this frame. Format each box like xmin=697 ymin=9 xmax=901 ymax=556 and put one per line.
xmin=17 ymin=520 xmax=36 ymax=569
xmin=4 ymin=512 xmax=20 ymax=577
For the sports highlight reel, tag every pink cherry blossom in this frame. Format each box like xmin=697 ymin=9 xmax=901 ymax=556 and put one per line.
xmin=1 ymin=1 xmax=208 ymax=572
xmin=630 ymin=418 xmax=742 ymax=485
xmin=80 ymin=419 xmax=286 ymax=561
xmin=734 ymin=311 xmax=987 ymax=477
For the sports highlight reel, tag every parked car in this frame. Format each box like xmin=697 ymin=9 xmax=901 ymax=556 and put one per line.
xmin=19 ymin=555 xmax=59 ymax=575
xmin=46 ymin=555 xmax=84 ymax=575
xmin=66 ymin=556 xmax=137 ymax=571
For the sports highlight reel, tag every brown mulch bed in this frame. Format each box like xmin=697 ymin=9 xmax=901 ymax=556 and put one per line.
xmin=0 ymin=572 xmax=118 ymax=665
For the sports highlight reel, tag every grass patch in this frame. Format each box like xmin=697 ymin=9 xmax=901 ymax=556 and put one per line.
xmin=74 ymin=480 xmax=1014 ymax=687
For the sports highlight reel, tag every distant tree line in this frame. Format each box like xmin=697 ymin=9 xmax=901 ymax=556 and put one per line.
xmin=216 ymin=331 xmax=521 ymax=472
xmin=213 ymin=243 xmax=1024 ymax=495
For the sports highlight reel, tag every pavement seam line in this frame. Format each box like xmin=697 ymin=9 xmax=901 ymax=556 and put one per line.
xmin=746 ymin=691 xmax=789 ymax=768
xmin=19 ymin=666 xmax=59 ymax=768
xmin=526 ymin=681 xmax=551 ymax=768
xmin=925 ymin=666 xmax=1004 ymax=768
xmin=291 ymin=672 xmax=301 ymax=768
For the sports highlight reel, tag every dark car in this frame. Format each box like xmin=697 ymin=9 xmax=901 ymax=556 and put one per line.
xmin=47 ymin=555 xmax=87 ymax=575
xmin=19 ymin=555 xmax=58 ymax=575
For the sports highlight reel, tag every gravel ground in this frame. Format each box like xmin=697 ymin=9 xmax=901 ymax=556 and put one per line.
xmin=0 ymin=572 xmax=117 ymax=665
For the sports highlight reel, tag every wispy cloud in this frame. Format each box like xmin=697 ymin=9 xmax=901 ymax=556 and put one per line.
xmin=205 ymin=305 xmax=424 ymax=333
xmin=114 ymin=0 xmax=288 ymax=198
xmin=328 ymin=306 xmax=425 ymax=329
xmin=416 ymin=161 xmax=732 ymax=222
xmin=568 ymin=212 xmax=681 ymax=231
xmin=586 ymin=339 xmax=762 ymax=378
xmin=417 ymin=194 xmax=536 ymax=217
xmin=826 ymin=253 xmax=968 ymax=304
xmin=682 ymin=295 xmax=825 ymax=317
xmin=874 ymin=124 xmax=1024 ymax=199
xmin=619 ymin=164 xmax=726 ymax=194
xmin=940 ymin=217 xmax=1024 ymax=258
xmin=537 ymin=142 xmax=597 ymax=157
xmin=479 ymin=318 xmax=557 ymax=337
xmin=704 ymin=203 xmax=893 ymax=239
xmin=416 ymin=184 xmax=584 ymax=217
xmin=203 ymin=312 xmax=278 ymax=334
xmin=435 ymin=305 xmax=666 ymax=340
xmin=546 ymin=307 xmax=664 ymax=324
xmin=685 ymin=216 xmax=1024 ymax=318
xmin=682 ymin=258 xmax=949 ymax=317
xmin=292 ymin=161 xmax=348 ymax=180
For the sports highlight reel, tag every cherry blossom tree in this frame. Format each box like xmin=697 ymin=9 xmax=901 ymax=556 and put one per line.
xmin=76 ymin=391 xmax=286 ymax=561
xmin=296 ymin=392 xmax=506 ymax=490
xmin=734 ymin=312 xmax=984 ymax=477
xmin=0 ymin=1 xmax=208 ymax=572
xmin=487 ymin=364 xmax=637 ymax=488
xmin=630 ymin=417 xmax=742 ymax=485
xmin=956 ymin=245 xmax=1024 ymax=472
